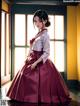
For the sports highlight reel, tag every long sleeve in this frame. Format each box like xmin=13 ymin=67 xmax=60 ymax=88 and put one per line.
xmin=40 ymin=33 xmax=50 ymax=63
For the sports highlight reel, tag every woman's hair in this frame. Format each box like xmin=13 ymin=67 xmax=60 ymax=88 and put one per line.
xmin=33 ymin=9 xmax=50 ymax=27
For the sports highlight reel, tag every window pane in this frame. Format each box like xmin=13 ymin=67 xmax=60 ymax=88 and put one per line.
xmin=14 ymin=48 xmax=26 ymax=76
xmin=55 ymin=42 xmax=64 ymax=72
xmin=26 ymin=48 xmax=30 ymax=57
xmin=55 ymin=16 xmax=64 ymax=39
xmin=48 ymin=15 xmax=54 ymax=39
xmin=49 ymin=41 xmax=55 ymax=63
xmin=1 ymin=11 xmax=5 ymax=77
xmin=15 ymin=14 xmax=26 ymax=46
xmin=6 ymin=14 xmax=10 ymax=75
xmin=27 ymin=15 xmax=38 ymax=45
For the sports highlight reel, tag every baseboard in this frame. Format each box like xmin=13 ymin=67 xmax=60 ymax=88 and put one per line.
xmin=67 ymin=80 xmax=80 ymax=91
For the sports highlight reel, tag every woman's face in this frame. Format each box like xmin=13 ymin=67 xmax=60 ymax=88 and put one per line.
xmin=33 ymin=16 xmax=45 ymax=30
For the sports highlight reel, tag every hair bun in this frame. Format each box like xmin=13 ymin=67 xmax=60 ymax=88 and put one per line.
xmin=45 ymin=21 xmax=50 ymax=27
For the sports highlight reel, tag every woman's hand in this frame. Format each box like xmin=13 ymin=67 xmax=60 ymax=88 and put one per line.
xmin=31 ymin=62 xmax=37 ymax=70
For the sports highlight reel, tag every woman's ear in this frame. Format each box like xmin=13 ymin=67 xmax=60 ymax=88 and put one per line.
xmin=43 ymin=20 xmax=47 ymax=25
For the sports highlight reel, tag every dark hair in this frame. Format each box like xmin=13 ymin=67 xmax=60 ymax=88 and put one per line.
xmin=33 ymin=10 xmax=50 ymax=27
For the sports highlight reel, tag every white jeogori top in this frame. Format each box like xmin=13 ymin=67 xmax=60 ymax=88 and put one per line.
xmin=30 ymin=30 xmax=50 ymax=63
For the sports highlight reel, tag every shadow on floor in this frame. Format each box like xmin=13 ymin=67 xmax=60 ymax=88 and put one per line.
xmin=0 ymin=100 xmax=80 ymax=106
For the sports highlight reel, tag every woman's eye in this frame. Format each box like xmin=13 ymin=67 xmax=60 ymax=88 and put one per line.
xmin=34 ymin=20 xmax=37 ymax=22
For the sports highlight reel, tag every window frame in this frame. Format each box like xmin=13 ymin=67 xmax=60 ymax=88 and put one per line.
xmin=11 ymin=5 xmax=67 ymax=80
xmin=1 ymin=10 xmax=11 ymax=85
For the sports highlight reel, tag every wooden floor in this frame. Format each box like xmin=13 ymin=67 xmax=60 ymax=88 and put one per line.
xmin=0 ymin=100 xmax=80 ymax=106
xmin=0 ymin=82 xmax=80 ymax=106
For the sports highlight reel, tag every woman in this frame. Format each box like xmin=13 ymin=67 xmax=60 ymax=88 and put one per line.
xmin=6 ymin=10 xmax=71 ymax=104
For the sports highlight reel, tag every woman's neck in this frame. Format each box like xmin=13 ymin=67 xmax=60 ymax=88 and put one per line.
xmin=39 ymin=27 xmax=47 ymax=32
xmin=34 ymin=28 xmax=47 ymax=39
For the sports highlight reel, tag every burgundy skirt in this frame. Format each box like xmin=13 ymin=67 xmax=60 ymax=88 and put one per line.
xmin=6 ymin=50 xmax=71 ymax=103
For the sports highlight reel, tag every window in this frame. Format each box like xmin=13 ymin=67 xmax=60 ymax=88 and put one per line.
xmin=48 ymin=15 xmax=64 ymax=72
xmin=1 ymin=11 xmax=5 ymax=77
xmin=1 ymin=11 xmax=10 ymax=84
xmin=14 ymin=14 xmax=26 ymax=75
xmin=14 ymin=14 xmax=65 ymax=77
xmin=15 ymin=14 xmax=26 ymax=46
xmin=27 ymin=15 xmax=65 ymax=72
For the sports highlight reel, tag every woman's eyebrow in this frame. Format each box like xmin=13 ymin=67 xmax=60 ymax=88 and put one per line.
xmin=34 ymin=20 xmax=37 ymax=22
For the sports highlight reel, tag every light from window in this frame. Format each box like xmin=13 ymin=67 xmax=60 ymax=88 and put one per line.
xmin=1 ymin=11 xmax=5 ymax=77
xmin=55 ymin=16 xmax=64 ymax=39
xmin=6 ymin=14 xmax=10 ymax=75
xmin=15 ymin=14 xmax=26 ymax=46
xmin=27 ymin=15 xmax=38 ymax=46
xmin=55 ymin=42 xmax=64 ymax=72
xmin=48 ymin=15 xmax=54 ymax=39
xmin=14 ymin=48 xmax=25 ymax=76
xmin=49 ymin=42 xmax=55 ymax=63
